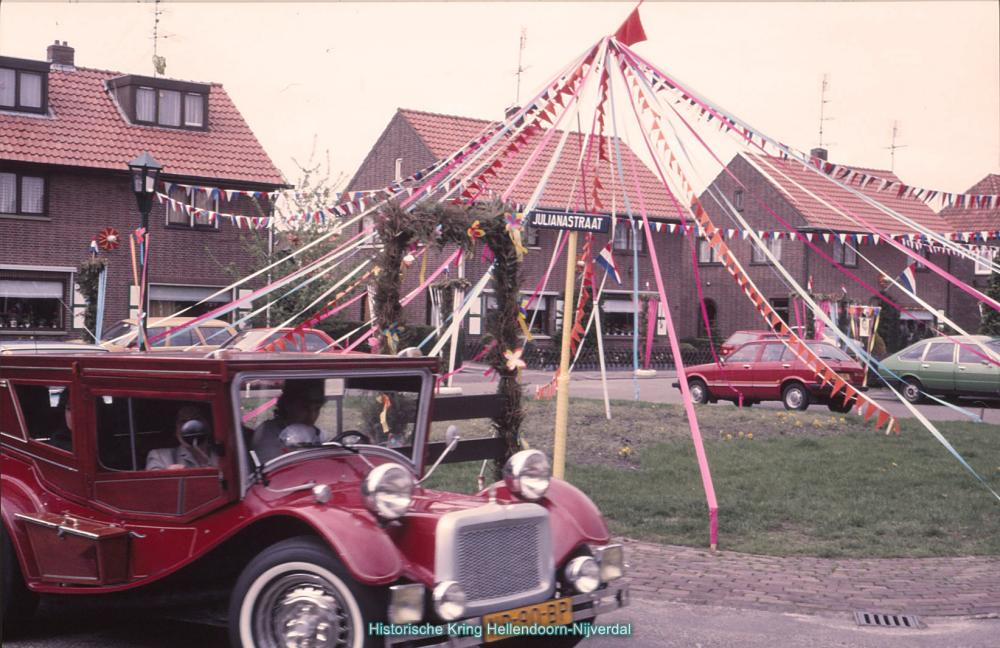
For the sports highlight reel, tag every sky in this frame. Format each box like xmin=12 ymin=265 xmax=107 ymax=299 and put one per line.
xmin=2 ymin=1 xmax=998 ymax=200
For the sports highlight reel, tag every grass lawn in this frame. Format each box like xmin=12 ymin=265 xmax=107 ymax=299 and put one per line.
xmin=426 ymin=398 xmax=1000 ymax=558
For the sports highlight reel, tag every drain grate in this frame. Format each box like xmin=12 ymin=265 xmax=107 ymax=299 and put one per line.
xmin=854 ymin=611 xmax=923 ymax=629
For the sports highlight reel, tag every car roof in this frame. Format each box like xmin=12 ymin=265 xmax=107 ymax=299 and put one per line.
xmin=120 ymin=317 xmax=232 ymax=328
xmin=0 ymin=351 xmax=440 ymax=378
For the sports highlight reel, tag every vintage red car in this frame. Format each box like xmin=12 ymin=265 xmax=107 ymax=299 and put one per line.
xmin=2 ymin=351 xmax=627 ymax=647
xmin=675 ymin=339 xmax=867 ymax=412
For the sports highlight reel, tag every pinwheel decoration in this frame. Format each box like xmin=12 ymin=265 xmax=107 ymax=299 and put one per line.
xmin=504 ymin=212 xmax=528 ymax=261
xmin=518 ymin=298 xmax=534 ymax=341
xmin=504 ymin=347 xmax=527 ymax=381
xmin=383 ymin=323 xmax=405 ymax=355
xmin=97 ymin=227 xmax=120 ymax=251
xmin=467 ymin=220 xmax=485 ymax=253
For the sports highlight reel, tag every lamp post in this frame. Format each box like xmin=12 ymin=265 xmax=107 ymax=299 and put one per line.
xmin=127 ymin=153 xmax=163 ymax=351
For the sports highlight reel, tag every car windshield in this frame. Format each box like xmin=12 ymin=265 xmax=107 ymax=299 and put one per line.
xmin=806 ymin=342 xmax=853 ymax=362
xmin=236 ymin=373 xmax=426 ymax=466
xmin=725 ymin=332 xmax=757 ymax=347
xmin=101 ymin=321 xmax=135 ymax=342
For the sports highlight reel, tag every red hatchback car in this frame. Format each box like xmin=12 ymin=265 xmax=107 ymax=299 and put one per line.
xmin=677 ymin=340 xmax=867 ymax=412
xmin=2 ymin=352 xmax=627 ymax=647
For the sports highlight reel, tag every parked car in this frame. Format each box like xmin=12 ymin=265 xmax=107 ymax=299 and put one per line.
xmin=1 ymin=351 xmax=627 ymax=646
xmin=0 ymin=341 xmax=108 ymax=354
xmin=675 ymin=339 xmax=867 ymax=411
xmin=719 ymin=330 xmax=780 ymax=358
xmin=877 ymin=335 xmax=1000 ymax=403
xmin=218 ymin=327 xmax=338 ymax=353
xmin=718 ymin=328 xmax=807 ymax=358
xmin=99 ymin=317 xmax=235 ymax=352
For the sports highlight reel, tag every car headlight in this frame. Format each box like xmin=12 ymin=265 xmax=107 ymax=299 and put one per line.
xmin=433 ymin=581 xmax=467 ymax=621
xmin=361 ymin=463 xmax=414 ymax=520
xmin=564 ymin=556 xmax=600 ymax=594
xmin=594 ymin=544 xmax=624 ymax=582
xmin=503 ymin=449 xmax=551 ymax=501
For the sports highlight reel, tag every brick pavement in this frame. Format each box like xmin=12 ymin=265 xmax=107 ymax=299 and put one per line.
xmin=619 ymin=538 xmax=1000 ymax=618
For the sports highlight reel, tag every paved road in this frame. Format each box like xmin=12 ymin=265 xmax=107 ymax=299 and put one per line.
xmin=448 ymin=367 xmax=1000 ymax=425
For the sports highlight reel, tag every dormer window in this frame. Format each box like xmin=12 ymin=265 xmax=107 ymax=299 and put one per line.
xmin=108 ymin=74 xmax=208 ymax=131
xmin=0 ymin=56 xmax=49 ymax=114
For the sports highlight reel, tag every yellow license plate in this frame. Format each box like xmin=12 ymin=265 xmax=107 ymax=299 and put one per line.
xmin=482 ymin=597 xmax=573 ymax=642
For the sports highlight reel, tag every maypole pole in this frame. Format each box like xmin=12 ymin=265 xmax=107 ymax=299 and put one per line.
xmin=552 ymin=230 xmax=578 ymax=480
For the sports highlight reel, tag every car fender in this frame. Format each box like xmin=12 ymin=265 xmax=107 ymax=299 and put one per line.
xmin=245 ymin=504 xmax=405 ymax=586
xmin=1 ymin=468 xmax=48 ymax=579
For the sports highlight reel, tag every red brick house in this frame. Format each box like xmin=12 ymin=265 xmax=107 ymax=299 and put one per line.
xmin=0 ymin=42 xmax=286 ymax=341
xmin=693 ymin=150 xmax=980 ymax=339
xmin=347 ymin=108 xmax=692 ymax=346
xmin=939 ymin=173 xmax=1000 ymax=331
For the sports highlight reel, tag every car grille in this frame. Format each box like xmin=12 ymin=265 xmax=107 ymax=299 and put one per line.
xmin=436 ymin=503 xmax=554 ymax=615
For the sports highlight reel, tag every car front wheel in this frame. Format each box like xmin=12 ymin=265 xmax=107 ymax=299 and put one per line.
xmin=229 ymin=536 xmax=381 ymax=648
xmin=2 ymin=523 xmax=39 ymax=638
xmin=782 ymin=383 xmax=809 ymax=410
xmin=827 ymin=397 xmax=855 ymax=414
xmin=688 ymin=379 xmax=710 ymax=405
xmin=901 ymin=379 xmax=924 ymax=404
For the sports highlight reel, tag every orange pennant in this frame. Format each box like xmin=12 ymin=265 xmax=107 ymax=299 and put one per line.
xmin=831 ymin=377 xmax=846 ymax=397
xmin=876 ymin=409 xmax=890 ymax=430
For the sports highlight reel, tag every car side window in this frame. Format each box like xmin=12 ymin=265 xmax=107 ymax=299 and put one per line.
xmin=898 ymin=344 xmax=926 ymax=362
xmin=164 ymin=327 xmax=198 ymax=347
xmin=304 ymin=333 xmax=328 ymax=352
xmin=95 ymin=395 xmax=216 ymax=471
xmin=11 ymin=384 xmax=73 ymax=452
xmin=759 ymin=344 xmax=785 ymax=362
xmin=727 ymin=343 xmax=761 ymax=363
xmin=923 ymin=342 xmax=955 ymax=363
xmin=957 ymin=345 xmax=986 ymax=364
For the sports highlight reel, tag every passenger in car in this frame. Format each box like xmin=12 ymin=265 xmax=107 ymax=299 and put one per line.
xmin=145 ymin=404 xmax=219 ymax=471
xmin=251 ymin=379 xmax=325 ymax=463
xmin=48 ymin=389 xmax=73 ymax=452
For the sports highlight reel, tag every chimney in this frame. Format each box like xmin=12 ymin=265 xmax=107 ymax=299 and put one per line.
xmin=47 ymin=40 xmax=75 ymax=67
xmin=810 ymin=147 xmax=828 ymax=161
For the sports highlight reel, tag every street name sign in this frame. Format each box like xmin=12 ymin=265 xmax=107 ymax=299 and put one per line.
xmin=529 ymin=210 xmax=610 ymax=233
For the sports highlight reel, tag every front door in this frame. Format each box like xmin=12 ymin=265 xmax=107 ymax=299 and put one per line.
xmin=718 ymin=343 xmax=762 ymax=396
xmin=955 ymin=344 xmax=1000 ymax=395
xmin=749 ymin=342 xmax=788 ymax=399
xmin=919 ymin=342 xmax=956 ymax=392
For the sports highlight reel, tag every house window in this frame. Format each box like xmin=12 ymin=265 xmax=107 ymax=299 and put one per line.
xmin=915 ymin=247 xmax=932 ymax=272
xmin=602 ymin=298 xmax=636 ymax=336
xmin=184 ymin=93 xmax=204 ymax=127
xmin=1 ymin=279 xmax=64 ymax=330
xmin=523 ymin=222 xmax=540 ymax=247
xmin=698 ymin=238 xmax=721 ymax=264
xmin=0 ymin=64 xmax=46 ymax=113
xmin=974 ymin=249 xmax=995 ymax=276
xmin=769 ymin=297 xmax=790 ymax=325
xmin=833 ymin=242 xmax=857 ymax=267
xmin=734 ymin=189 xmax=744 ymax=211
xmin=0 ymin=170 xmax=46 ymax=216
xmin=394 ymin=157 xmax=403 ymax=183
xmin=752 ymin=237 xmax=782 ymax=264
xmin=132 ymin=84 xmax=207 ymax=129
xmin=612 ymin=224 xmax=643 ymax=252
xmin=166 ymin=185 xmax=218 ymax=229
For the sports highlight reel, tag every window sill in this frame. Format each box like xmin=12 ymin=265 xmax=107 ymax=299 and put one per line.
xmin=0 ymin=329 xmax=66 ymax=336
xmin=165 ymin=224 xmax=219 ymax=232
xmin=697 ymin=262 xmax=724 ymax=267
xmin=0 ymin=214 xmax=50 ymax=222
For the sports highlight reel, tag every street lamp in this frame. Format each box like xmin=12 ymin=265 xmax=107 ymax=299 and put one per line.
xmin=127 ymin=153 xmax=163 ymax=351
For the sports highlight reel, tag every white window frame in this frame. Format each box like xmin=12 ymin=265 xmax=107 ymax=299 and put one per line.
xmin=166 ymin=185 xmax=219 ymax=229
xmin=698 ymin=238 xmax=720 ymax=264
xmin=974 ymin=248 xmax=996 ymax=276
xmin=833 ymin=242 xmax=857 ymax=267
xmin=752 ymin=237 xmax=782 ymax=264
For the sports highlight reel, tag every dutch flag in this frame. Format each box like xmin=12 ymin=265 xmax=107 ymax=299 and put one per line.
xmin=596 ymin=242 xmax=623 ymax=285
xmin=897 ymin=263 xmax=917 ymax=294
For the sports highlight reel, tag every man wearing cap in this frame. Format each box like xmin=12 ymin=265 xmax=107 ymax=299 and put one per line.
xmin=146 ymin=404 xmax=219 ymax=471
xmin=251 ymin=379 xmax=326 ymax=463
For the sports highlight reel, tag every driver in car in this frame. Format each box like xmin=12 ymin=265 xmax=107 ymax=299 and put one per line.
xmin=146 ymin=404 xmax=219 ymax=471
xmin=251 ymin=379 xmax=328 ymax=463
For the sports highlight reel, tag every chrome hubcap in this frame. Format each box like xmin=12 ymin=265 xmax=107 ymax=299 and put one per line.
xmin=786 ymin=389 xmax=804 ymax=409
xmin=904 ymin=384 xmax=919 ymax=400
xmin=691 ymin=384 xmax=704 ymax=402
xmin=256 ymin=574 xmax=351 ymax=648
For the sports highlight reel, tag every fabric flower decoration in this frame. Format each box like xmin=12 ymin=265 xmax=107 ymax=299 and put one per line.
xmin=467 ymin=220 xmax=485 ymax=241
xmin=504 ymin=213 xmax=528 ymax=261
xmin=518 ymin=298 xmax=534 ymax=341
xmin=383 ymin=323 xmax=405 ymax=354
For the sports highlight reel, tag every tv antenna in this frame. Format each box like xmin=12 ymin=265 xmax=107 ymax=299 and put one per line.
xmin=151 ymin=0 xmax=168 ymax=76
xmin=818 ymin=73 xmax=834 ymax=148
xmin=883 ymin=121 xmax=907 ymax=172
xmin=515 ymin=27 xmax=530 ymax=106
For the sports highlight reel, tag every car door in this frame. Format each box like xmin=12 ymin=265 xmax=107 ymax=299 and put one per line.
xmin=955 ymin=344 xmax=1000 ymax=395
xmin=719 ymin=343 xmax=762 ymax=394
xmin=749 ymin=342 xmax=787 ymax=399
xmin=919 ymin=341 xmax=957 ymax=393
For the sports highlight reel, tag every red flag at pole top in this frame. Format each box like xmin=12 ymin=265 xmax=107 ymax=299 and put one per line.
xmin=614 ymin=3 xmax=647 ymax=47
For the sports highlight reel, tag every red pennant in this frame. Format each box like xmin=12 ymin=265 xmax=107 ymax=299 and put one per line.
xmin=614 ymin=6 xmax=648 ymax=47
